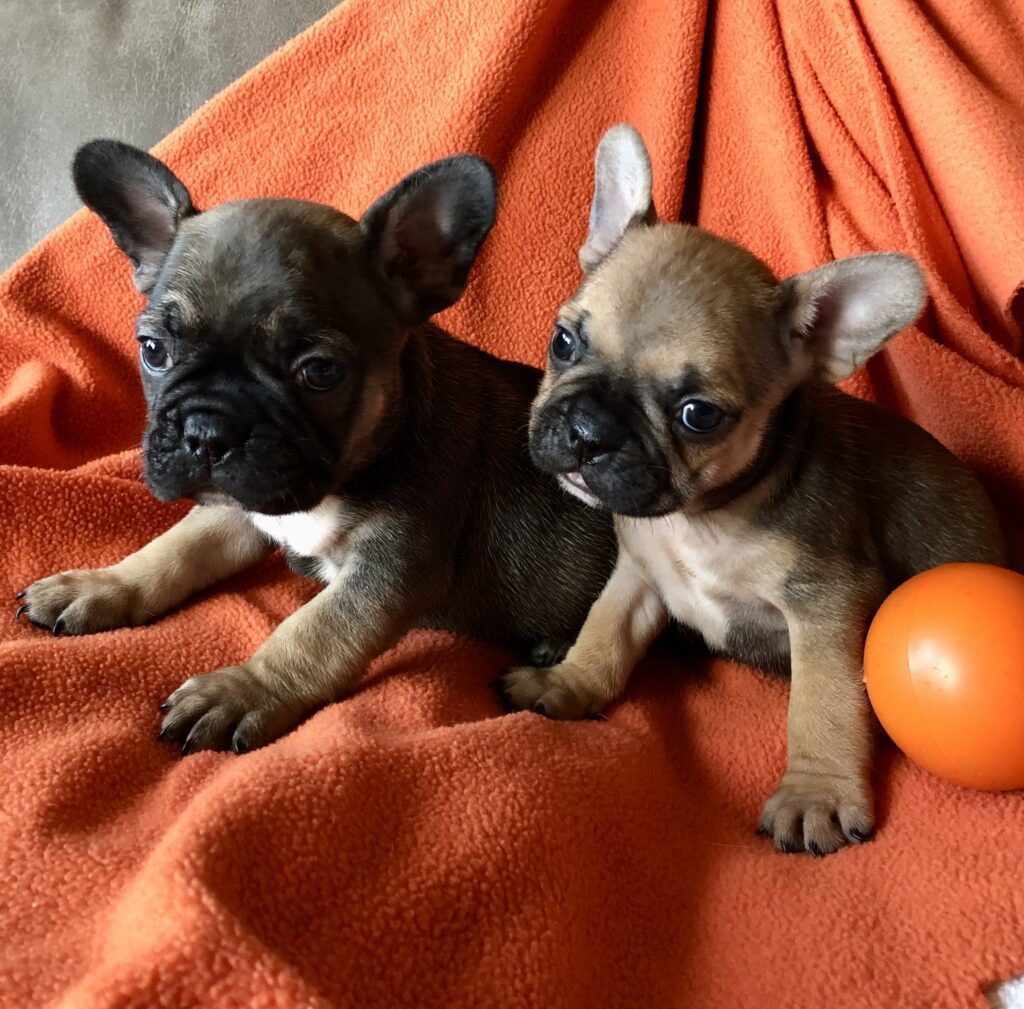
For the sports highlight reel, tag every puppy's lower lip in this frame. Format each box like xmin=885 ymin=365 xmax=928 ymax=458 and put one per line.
xmin=558 ymin=471 xmax=601 ymax=507
xmin=194 ymin=489 xmax=243 ymax=509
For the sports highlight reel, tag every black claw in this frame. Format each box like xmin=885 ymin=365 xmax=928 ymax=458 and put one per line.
xmin=52 ymin=619 xmax=65 ymax=637
xmin=158 ymin=701 xmax=173 ymax=711
xmin=15 ymin=605 xmax=28 ymax=621
xmin=807 ymin=841 xmax=824 ymax=858
xmin=181 ymin=739 xmax=195 ymax=756
xmin=849 ymin=827 xmax=873 ymax=844
xmin=232 ymin=737 xmax=249 ymax=755
xmin=776 ymin=838 xmax=799 ymax=854
xmin=15 ymin=591 xmax=25 ymax=601
xmin=157 ymin=727 xmax=168 ymax=741
xmin=756 ymin=823 xmax=768 ymax=836
xmin=533 ymin=701 xmax=549 ymax=718
xmin=528 ymin=639 xmax=570 ymax=667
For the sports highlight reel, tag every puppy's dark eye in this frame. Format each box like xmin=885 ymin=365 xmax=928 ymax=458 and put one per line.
xmin=298 ymin=358 xmax=344 ymax=391
xmin=550 ymin=325 xmax=578 ymax=364
xmin=140 ymin=338 xmax=172 ymax=374
xmin=680 ymin=399 xmax=724 ymax=434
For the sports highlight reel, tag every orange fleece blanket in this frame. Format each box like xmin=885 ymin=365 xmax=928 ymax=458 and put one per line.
xmin=3 ymin=1 xmax=1024 ymax=1006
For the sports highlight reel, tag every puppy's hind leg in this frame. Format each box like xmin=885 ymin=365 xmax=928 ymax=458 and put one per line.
xmin=497 ymin=556 xmax=668 ymax=719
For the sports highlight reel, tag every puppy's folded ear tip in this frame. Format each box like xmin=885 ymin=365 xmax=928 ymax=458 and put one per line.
xmin=71 ymin=138 xmax=188 ymax=191
xmin=362 ymin=153 xmax=498 ymax=234
xmin=72 ymin=138 xmax=139 ymax=191
xmin=443 ymin=152 xmax=496 ymax=182
xmin=870 ymin=251 xmax=929 ymax=321
xmin=890 ymin=251 xmax=927 ymax=295
xmin=857 ymin=250 xmax=925 ymax=280
xmin=73 ymin=137 xmax=133 ymax=161
xmin=72 ymin=140 xmax=112 ymax=199
xmin=600 ymin=122 xmax=647 ymax=148
xmin=419 ymin=152 xmax=496 ymax=191
xmin=596 ymin=123 xmax=652 ymax=175
xmin=437 ymin=153 xmax=499 ymax=218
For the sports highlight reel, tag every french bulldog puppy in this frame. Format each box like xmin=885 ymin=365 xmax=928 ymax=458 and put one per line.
xmin=17 ymin=141 xmax=616 ymax=753
xmin=498 ymin=124 xmax=1004 ymax=855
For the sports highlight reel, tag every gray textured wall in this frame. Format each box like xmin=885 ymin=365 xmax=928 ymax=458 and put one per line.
xmin=0 ymin=0 xmax=336 ymax=270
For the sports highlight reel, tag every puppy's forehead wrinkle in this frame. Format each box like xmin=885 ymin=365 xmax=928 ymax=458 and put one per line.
xmin=577 ymin=224 xmax=785 ymax=400
xmin=181 ymin=206 xmax=339 ymax=283
xmin=670 ymin=363 xmax=705 ymax=398
xmin=149 ymin=198 xmax=384 ymax=350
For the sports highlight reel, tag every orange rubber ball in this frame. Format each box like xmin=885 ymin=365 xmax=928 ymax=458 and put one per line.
xmin=864 ymin=562 xmax=1024 ymax=791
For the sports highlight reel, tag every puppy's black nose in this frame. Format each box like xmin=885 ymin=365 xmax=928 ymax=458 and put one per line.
xmin=182 ymin=413 xmax=244 ymax=465
xmin=566 ymin=394 xmax=628 ymax=463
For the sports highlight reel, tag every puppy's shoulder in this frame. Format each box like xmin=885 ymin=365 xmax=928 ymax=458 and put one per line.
xmin=421 ymin=324 xmax=542 ymax=394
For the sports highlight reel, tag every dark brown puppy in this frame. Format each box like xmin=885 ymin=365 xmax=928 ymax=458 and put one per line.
xmin=498 ymin=124 xmax=1004 ymax=855
xmin=18 ymin=141 xmax=616 ymax=753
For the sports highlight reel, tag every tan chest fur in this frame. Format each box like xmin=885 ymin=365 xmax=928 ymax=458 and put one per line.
xmin=618 ymin=511 xmax=792 ymax=650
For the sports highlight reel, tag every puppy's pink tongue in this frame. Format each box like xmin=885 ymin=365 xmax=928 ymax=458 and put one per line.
xmin=564 ymin=471 xmax=589 ymax=491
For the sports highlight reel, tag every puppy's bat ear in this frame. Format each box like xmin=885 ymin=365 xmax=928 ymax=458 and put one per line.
xmin=73 ymin=140 xmax=196 ymax=294
xmin=780 ymin=253 xmax=926 ymax=383
xmin=580 ymin=124 xmax=656 ymax=273
xmin=361 ymin=155 xmax=497 ymax=324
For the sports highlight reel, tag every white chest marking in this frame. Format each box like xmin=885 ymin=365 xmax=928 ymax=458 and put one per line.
xmin=620 ymin=513 xmax=790 ymax=650
xmin=248 ymin=495 xmax=354 ymax=558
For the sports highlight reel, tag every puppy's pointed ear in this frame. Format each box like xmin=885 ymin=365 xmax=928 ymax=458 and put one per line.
xmin=73 ymin=140 xmax=196 ymax=294
xmin=580 ymin=124 xmax=656 ymax=273
xmin=361 ymin=155 xmax=497 ymax=324
xmin=780 ymin=253 xmax=926 ymax=383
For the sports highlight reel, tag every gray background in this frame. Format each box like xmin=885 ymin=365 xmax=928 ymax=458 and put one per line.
xmin=0 ymin=0 xmax=336 ymax=270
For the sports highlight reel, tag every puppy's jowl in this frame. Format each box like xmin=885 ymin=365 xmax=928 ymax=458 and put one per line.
xmin=19 ymin=141 xmax=616 ymax=753
xmin=498 ymin=124 xmax=1004 ymax=855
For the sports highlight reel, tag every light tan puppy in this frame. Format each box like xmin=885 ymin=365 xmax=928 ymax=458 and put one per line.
xmin=497 ymin=125 xmax=1004 ymax=856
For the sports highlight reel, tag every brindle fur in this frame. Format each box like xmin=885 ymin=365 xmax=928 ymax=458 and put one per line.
xmin=18 ymin=141 xmax=615 ymax=754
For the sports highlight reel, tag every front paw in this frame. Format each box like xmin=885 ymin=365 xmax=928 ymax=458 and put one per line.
xmin=495 ymin=662 xmax=601 ymax=720
xmin=159 ymin=666 xmax=303 ymax=755
xmin=759 ymin=769 xmax=874 ymax=856
xmin=16 ymin=568 xmax=142 ymax=635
